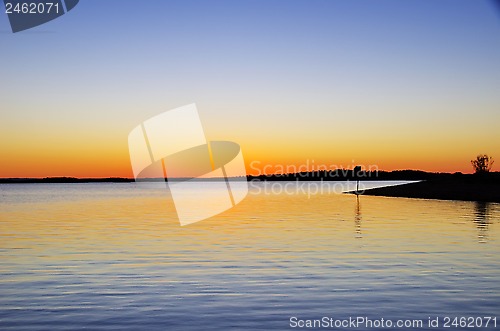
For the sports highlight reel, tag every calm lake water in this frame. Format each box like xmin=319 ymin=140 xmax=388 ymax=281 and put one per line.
xmin=0 ymin=183 xmax=499 ymax=330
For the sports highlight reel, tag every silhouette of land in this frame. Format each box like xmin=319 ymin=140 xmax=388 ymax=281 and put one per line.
xmin=359 ymin=173 xmax=500 ymax=203
xmin=0 ymin=169 xmax=455 ymax=183
xmin=1 ymin=170 xmax=499 ymax=202
xmin=247 ymin=169 xmax=458 ymax=181
xmin=0 ymin=177 xmax=134 ymax=183
xmin=249 ymin=170 xmax=500 ymax=202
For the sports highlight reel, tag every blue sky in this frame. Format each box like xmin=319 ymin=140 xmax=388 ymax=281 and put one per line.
xmin=1 ymin=0 xmax=499 ymax=176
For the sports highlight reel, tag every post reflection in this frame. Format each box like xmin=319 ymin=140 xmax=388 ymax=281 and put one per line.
xmin=473 ymin=201 xmax=490 ymax=243
xmin=355 ymin=195 xmax=362 ymax=238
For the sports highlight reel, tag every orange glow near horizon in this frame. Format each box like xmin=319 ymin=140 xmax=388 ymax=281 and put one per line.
xmin=0 ymin=144 xmax=489 ymax=178
xmin=0 ymin=118 xmax=497 ymax=178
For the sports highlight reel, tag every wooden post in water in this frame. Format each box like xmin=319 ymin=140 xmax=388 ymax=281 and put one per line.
xmin=353 ymin=166 xmax=361 ymax=195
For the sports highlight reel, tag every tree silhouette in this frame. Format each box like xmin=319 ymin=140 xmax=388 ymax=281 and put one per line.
xmin=471 ymin=154 xmax=494 ymax=174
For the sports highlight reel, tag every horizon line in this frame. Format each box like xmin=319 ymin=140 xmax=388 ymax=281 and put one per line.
xmin=1 ymin=169 xmax=496 ymax=182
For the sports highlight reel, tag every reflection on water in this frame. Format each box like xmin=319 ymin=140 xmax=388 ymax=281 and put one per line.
xmin=474 ymin=201 xmax=491 ymax=243
xmin=354 ymin=195 xmax=362 ymax=239
xmin=0 ymin=183 xmax=499 ymax=331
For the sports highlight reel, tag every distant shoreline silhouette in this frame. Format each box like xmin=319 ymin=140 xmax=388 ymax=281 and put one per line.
xmin=1 ymin=169 xmax=498 ymax=183
xmin=1 ymin=170 xmax=499 ymax=203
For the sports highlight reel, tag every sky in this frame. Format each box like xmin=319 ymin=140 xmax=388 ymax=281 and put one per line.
xmin=1 ymin=0 xmax=499 ymax=177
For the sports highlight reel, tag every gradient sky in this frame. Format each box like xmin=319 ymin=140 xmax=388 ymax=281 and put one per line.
xmin=1 ymin=0 xmax=499 ymax=177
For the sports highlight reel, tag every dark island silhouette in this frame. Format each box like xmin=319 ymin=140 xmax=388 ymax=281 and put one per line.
xmin=1 ymin=153 xmax=498 ymax=203
xmin=1 ymin=168 xmax=499 ymax=202
xmin=0 ymin=169 xmax=470 ymax=183
xmin=358 ymin=155 xmax=498 ymax=202
xmin=357 ymin=172 xmax=500 ymax=203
